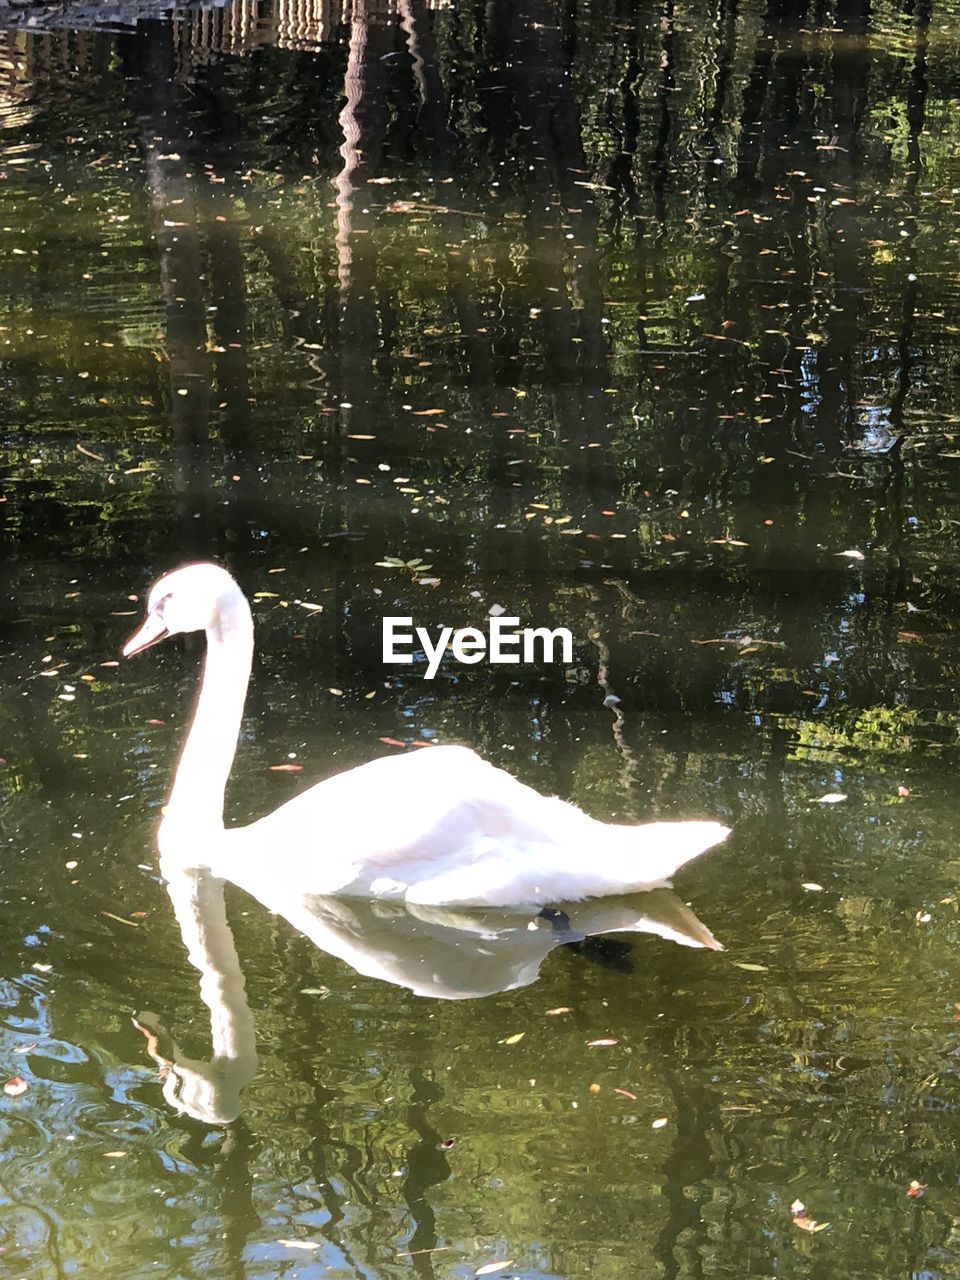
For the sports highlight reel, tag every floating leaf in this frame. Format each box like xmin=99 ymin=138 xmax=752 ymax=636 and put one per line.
xmin=815 ymin=793 xmax=847 ymax=804
xmin=801 ymin=882 xmax=824 ymax=892
xmin=836 ymin=549 xmax=865 ymax=560
xmin=101 ymin=911 xmax=139 ymax=928
xmin=733 ymin=962 xmax=769 ymax=972
xmin=651 ymin=1117 xmax=668 ymax=1129
xmin=277 ymin=1240 xmax=322 ymax=1250
xmin=545 ymin=1007 xmax=572 ymax=1016
xmin=269 ymin=764 xmax=303 ymax=772
xmin=587 ymin=1038 xmax=618 ymax=1047
xmin=476 ymin=1262 xmax=514 ymax=1276
xmin=4 ymin=1076 xmax=27 ymax=1097
xmin=613 ymin=1088 xmax=637 ymax=1100
xmin=500 ymin=1032 xmax=525 ymax=1045
xmin=790 ymin=1199 xmax=830 ymax=1233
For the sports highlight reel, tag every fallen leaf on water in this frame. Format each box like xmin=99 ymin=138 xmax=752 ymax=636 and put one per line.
xmin=102 ymin=911 xmax=139 ymax=928
xmin=379 ymin=737 xmax=407 ymax=748
xmin=790 ymin=1199 xmax=830 ymax=1233
xmin=328 ymin=688 xmax=344 ymax=697
xmin=412 ymin=408 xmax=445 ymax=416
xmin=801 ymin=882 xmax=824 ymax=892
xmin=4 ymin=1077 xmax=27 ymax=1097
xmin=815 ymin=793 xmax=847 ymax=804
xmin=907 ymin=1180 xmax=926 ymax=1198
xmin=294 ymin=600 xmax=323 ymax=613
xmin=500 ymin=1032 xmax=525 ymax=1045
xmin=269 ymin=764 xmax=303 ymax=773
xmin=733 ymin=962 xmax=769 ymax=972
xmin=793 ymin=1215 xmax=829 ymax=1233
xmin=13 ymin=1043 xmax=37 ymax=1054
xmin=587 ymin=1038 xmax=618 ymax=1047
xmin=476 ymin=1262 xmax=514 ymax=1277
xmin=277 ymin=1240 xmax=322 ymax=1250
xmin=836 ymin=549 xmax=865 ymax=560
xmin=545 ymin=1006 xmax=572 ymax=1016
xmin=651 ymin=1117 xmax=668 ymax=1129
xmin=614 ymin=1088 xmax=637 ymax=1100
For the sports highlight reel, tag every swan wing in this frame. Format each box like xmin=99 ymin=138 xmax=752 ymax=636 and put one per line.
xmin=217 ymin=745 xmax=728 ymax=907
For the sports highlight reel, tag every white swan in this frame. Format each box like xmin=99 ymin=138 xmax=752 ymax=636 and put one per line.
xmin=123 ymin=563 xmax=729 ymax=907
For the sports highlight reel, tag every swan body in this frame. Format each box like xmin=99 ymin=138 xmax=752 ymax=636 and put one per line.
xmin=124 ymin=563 xmax=729 ymax=907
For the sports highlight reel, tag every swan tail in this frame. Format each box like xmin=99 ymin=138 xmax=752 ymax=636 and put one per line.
xmin=615 ymin=820 xmax=730 ymax=889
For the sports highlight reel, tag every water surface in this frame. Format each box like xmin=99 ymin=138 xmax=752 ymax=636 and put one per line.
xmin=2 ymin=1 xmax=960 ymax=1276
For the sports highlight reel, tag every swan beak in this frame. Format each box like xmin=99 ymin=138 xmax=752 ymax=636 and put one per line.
xmin=122 ymin=612 xmax=170 ymax=658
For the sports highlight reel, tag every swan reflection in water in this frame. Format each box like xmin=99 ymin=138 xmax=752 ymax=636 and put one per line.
xmin=134 ymin=857 xmax=721 ymax=1125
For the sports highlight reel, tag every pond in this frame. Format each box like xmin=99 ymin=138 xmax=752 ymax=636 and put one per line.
xmin=1 ymin=0 xmax=960 ymax=1275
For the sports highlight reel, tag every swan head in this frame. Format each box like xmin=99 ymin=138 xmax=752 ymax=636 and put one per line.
xmin=123 ymin=563 xmax=247 ymax=657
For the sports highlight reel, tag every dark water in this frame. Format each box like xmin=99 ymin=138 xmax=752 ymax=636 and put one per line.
xmin=2 ymin=0 xmax=960 ymax=1275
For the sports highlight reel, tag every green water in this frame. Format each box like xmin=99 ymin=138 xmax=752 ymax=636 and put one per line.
xmin=2 ymin=0 xmax=960 ymax=1275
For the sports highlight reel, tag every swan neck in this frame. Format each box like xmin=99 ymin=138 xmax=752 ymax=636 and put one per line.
xmin=166 ymin=595 xmax=253 ymax=833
